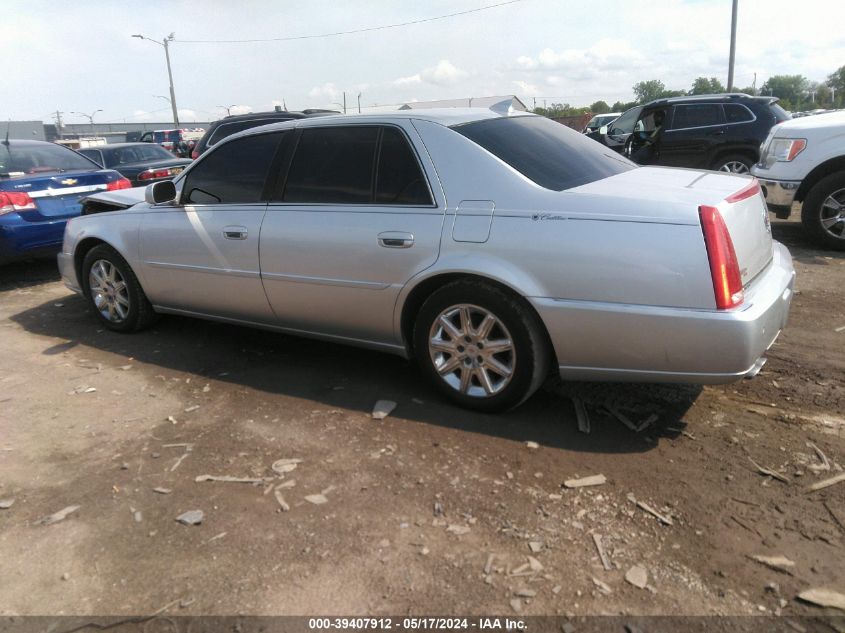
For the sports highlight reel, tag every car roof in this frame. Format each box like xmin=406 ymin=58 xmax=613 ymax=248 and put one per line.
xmin=2 ymin=139 xmax=65 ymax=147
xmin=212 ymin=109 xmax=338 ymax=124
xmin=644 ymin=93 xmax=778 ymax=107
xmin=82 ymin=143 xmax=168 ymax=150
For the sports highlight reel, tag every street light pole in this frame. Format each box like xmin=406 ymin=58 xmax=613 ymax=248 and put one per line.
xmin=71 ymin=109 xmax=102 ymax=135
xmin=133 ymin=33 xmax=180 ymax=127
xmin=217 ymin=105 xmax=236 ymax=116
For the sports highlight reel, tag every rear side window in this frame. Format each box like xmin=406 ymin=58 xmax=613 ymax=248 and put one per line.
xmin=452 ymin=116 xmax=635 ymax=191
xmin=284 ymin=127 xmax=378 ymax=204
xmin=671 ymin=104 xmax=724 ymax=128
xmin=376 ymin=128 xmax=432 ymax=205
xmin=208 ymin=118 xmax=291 ymax=146
xmin=724 ymin=104 xmax=754 ymax=123
xmin=182 ymin=132 xmax=282 ymax=204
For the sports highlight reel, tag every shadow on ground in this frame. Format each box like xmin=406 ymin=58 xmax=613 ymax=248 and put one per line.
xmin=10 ymin=286 xmax=700 ymax=454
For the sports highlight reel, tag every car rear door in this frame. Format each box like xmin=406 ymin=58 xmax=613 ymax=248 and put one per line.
xmin=259 ymin=122 xmax=444 ymax=346
xmin=659 ymin=103 xmax=727 ymax=168
xmin=138 ymin=131 xmax=284 ymax=322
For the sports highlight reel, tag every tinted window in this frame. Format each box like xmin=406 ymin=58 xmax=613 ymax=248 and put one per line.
xmin=78 ymin=149 xmax=104 ymax=166
xmin=284 ymin=127 xmax=378 ymax=204
xmin=182 ymin=132 xmax=282 ymax=204
xmin=208 ymin=118 xmax=291 ymax=146
xmin=376 ymin=128 xmax=432 ymax=205
xmin=0 ymin=143 xmax=101 ymax=174
xmin=452 ymin=116 xmax=635 ymax=191
xmin=769 ymin=103 xmax=791 ymax=123
xmin=103 ymin=144 xmax=175 ymax=166
xmin=671 ymin=104 xmax=724 ymax=128
xmin=724 ymin=104 xmax=754 ymax=123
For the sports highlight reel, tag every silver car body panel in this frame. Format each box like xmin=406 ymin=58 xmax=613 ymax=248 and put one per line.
xmin=60 ymin=108 xmax=794 ymax=384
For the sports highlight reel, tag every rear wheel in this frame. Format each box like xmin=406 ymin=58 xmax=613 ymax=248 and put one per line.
xmin=413 ymin=280 xmax=549 ymax=412
xmin=801 ymin=172 xmax=845 ymax=251
xmin=81 ymin=244 xmax=157 ymax=332
xmin=714 ymin=154 xmax=753 ymax=174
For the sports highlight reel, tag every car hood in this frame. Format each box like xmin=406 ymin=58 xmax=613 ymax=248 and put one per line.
xmin=774 ymin=110 xmax=845 ymax=133
xmin=83 ymin=185 xmax=148 ymax=210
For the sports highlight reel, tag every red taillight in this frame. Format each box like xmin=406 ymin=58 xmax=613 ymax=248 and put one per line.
xmin=106 ymin=178 xmax=132 ymax=191
xmin=699 ymin=205 xmax=744 ymax=310
xmin=138 ymin=168 xmax=173 ymax=181
xmin=725 ymin=179 xmax=761 ymax=203
xmin=0 ymin=191 xmax=36 ymax=215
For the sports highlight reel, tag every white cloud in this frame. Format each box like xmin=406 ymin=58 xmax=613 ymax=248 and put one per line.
xmin=308 ymin=82 xmax=341 ymax=101
xmin=229 ymin=105 xmax=252 ymax=116
xmin=394 ymin=59 xmax=468 ymax=87
xmin=513 ymin=80 xmax=539 ymax=94
xmin=517 ymin=39 xmax=647 ymax=74
xmin=177 ymin=109 xmax=198 ymax=122
xmin=131 ymin=110 xmax=153 ymax=122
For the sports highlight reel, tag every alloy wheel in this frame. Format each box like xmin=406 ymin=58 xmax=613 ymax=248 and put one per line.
xmin=88 ymin=259 xmax=130 ymax=323
xmin=718 ymin=161 xmax=750 ymax=174
xmin=428 ymin=304 xmax=516 ymax=398
xmin=819 ymin=187 xmax=845 ymax=240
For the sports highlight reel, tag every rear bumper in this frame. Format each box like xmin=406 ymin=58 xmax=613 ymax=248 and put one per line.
xmin=0 ymin=214 xmax=66 ymax=262
xmin=757 ymin=177 xmax=800 ymax=214
xmin=530 ymin=241 xmax=795 ymax=384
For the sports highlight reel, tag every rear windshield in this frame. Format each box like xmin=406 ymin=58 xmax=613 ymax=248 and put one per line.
xmin=452 ymin=116 xmax=635 ymax=191
xmin=1 ymin=143 xmax=100 ymax=175
xmin=103 ymin=144 xmax=174 ymax=166
xmin=208 ymin=118 xmax=292 ymax=146
xmin=769 ymin=103 xmax=791 ymax=123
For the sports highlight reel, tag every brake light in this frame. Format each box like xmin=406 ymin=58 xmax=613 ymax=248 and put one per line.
xmin=0 ymin=191 xmax=36 ymax=215
xmin=106 ymin=178 xmax=132 ymax=191
xmin=138 ymin=168 xmax=179 ymax=181
xmin=699 ymin=205 xmax=744 ymax=309
xmin=725 ymin=179 xmax=761 ymax=203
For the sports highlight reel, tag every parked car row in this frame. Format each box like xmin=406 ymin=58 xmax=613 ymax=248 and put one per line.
xmin=55 ymin=109 xmax=794 ymax=412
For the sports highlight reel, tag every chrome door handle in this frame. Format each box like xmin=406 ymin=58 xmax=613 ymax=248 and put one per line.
xmin=378 ymin=231 xmax=414 ymax=248
xmin=223 ymin=226 xmax=248 ymax=240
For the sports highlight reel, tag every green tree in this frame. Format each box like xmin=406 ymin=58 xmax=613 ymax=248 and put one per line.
xmin=761 ymin=74 xmax=809 ymax=109
xmin=690 ymin=77 xmax=725 ymax=95
xmin=611 ymin=100 xmax=637 ymax=112
xmin=590 ymin=100 xmax=611 ymax=114
xmin=826 ymin=65 xmax=845 ymax=107
xmin=633 ymin=80 xmax=667 ymax=104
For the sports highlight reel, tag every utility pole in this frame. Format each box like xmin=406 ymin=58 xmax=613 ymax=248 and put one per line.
xmin=831 ymin=86 xmax=837 ymax=106
xmin=357 ymin=92 xmax=361 ymax=114
xmin=54 ymin=110 xmax=64 ymax=138
xmin=342 ymin=91 xmax=347 ymax=114
xmin=533 ymin=97 xmax=537 ymax=110
xmin=752 ymin=72 xmax=757 ymax=95
xmin=727 ymin=0 xmax=738 ymax=92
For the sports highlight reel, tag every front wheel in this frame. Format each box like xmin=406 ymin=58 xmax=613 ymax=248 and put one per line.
xmin=413 ymin=280 xmax=550 ymax=412
xmin=81 ymin=244 xmax=157 ymax=332
xmin=801 ymin=172 xmax=845 ymax=251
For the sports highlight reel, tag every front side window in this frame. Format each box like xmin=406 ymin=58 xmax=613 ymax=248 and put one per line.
xmin=671 ymin=104 xmax=724 ymax=129
xmin=452 ymin=115 xmax=635 ymax=191
xmin=182 ymin=132 xmax=283 ymax=204
xmin=608 ymin=106 xmax=643 ymax=136
xmin=284 ymin=127 xmax=378 ymax=204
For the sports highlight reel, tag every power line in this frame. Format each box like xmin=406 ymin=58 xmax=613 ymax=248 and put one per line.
xmin=176 ymin=0 xmax=524 ymax=44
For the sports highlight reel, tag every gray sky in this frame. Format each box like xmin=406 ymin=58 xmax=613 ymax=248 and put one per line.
xmin=4 ymin=0 xmax=844 ymax=125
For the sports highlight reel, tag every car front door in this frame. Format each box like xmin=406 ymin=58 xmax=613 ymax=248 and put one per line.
xmin=259 ymin=123 xmax=444 ymax=347
xmin=660 ymin=103 xmax=727 ymax=168
xmin=138 ymin=131 xmax=284 ymax=322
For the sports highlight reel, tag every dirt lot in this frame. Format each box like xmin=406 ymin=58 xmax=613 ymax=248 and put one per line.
xmin=0 ymin=216 xmax=843 ymax=618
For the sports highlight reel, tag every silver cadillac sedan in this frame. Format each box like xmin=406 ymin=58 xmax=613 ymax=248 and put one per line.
xmin=58 ymin=108 xmax=795 ymax=412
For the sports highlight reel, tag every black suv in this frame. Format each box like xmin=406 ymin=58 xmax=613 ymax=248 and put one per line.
xmin=190 ymin=107 xmax=338 ymax=159
xmin=592 ymin=94 xmax=790 ymax=173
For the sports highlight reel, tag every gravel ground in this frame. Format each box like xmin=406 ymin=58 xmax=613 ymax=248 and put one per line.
xmin=0 ymin=216 xmax=843 ymax=618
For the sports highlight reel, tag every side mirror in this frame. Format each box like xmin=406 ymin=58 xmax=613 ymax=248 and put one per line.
xmin=599 ymin=125 xmax=609 ymax=135
xmin=145 ymin=180 xmax=177 ymax=205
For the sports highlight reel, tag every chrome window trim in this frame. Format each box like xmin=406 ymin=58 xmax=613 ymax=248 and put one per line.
xmin=207 ymin=117 xmax=293 ymax=146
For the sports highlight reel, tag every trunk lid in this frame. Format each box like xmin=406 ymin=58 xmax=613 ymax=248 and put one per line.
xmin=0 ymin=170 xmax=125 ymax=219
xmin=570 ymin=167 xmax=773 ymax=287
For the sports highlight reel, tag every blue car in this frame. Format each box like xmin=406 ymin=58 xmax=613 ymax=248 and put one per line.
xmin=0 ymin=139 xmax=131 ymax=264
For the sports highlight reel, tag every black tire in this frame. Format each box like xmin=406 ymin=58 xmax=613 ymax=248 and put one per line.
xmin=413 ymin=279 xmax=550 ymax=412
xmin=81 ymin=244 xmax=158 ymax=332
xmin=801 ymin=172 xmax=845 ymax=251
xmin=712 ymin=154 xmax=753 ymax=174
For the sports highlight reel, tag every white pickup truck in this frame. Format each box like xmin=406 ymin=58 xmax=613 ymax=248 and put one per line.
xmin=752 ymin=111 xmax=845 ymax=250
